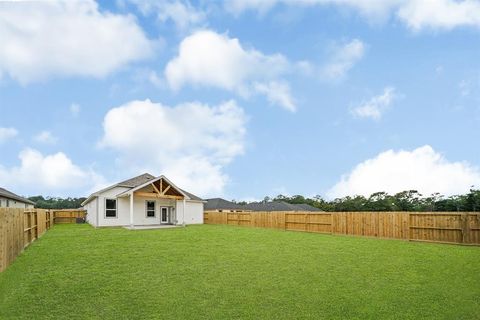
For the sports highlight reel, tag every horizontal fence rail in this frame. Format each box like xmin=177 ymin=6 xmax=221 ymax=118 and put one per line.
xmin=0 ymin=208 xmax=87 ymax=272
xmin=204 ymin=211 xmax=480 ymax=246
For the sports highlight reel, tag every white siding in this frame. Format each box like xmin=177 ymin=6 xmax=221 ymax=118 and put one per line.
xmin=175 ymin=200 xmax=204 ymax=224
xmin=0 ymin=196 xmax=34 ymax=209
xmin=96 ymin=186 xmax=131 ymax=227
xmin=84 ymin=197 xmax=98 ymax=227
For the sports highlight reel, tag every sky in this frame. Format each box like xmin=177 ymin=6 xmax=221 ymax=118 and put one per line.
xmin=1 ymin=0 xmax=480 ymax=201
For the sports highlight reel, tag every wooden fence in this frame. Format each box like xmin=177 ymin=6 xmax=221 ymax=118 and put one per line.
xmin=204 ymin=211 xmax=480 ymax=245
xmin=52 ymin=209 xmax=87 ymax=224
xmin=0 ymin=208 xmax=87 ymax=272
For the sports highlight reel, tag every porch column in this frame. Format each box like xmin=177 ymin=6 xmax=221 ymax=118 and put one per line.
xmin=182 ymin=198 xmax=186 ymax=227
xmin=129 ymin=192 xmax=134 ymax=227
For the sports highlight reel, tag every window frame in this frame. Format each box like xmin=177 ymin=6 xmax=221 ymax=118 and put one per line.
xmin=145 ymin=200 xmax=156 ymax=218
xmin=105 ymin=198 xmax=117 ymax=219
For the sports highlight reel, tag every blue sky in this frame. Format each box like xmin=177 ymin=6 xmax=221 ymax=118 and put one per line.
xmin=1 ymin=0 xmax=480 ymax=200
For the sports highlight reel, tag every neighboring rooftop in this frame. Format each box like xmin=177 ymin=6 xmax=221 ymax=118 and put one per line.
xmin=205 ymin=198 xmax=244 ymax=211
xmin=243 ymin=201 xmax=322 ymax=212
xmin=293 ymin=203 xmax=322 ymax=211
xmin=0 ymin=187 xmax=35 ymax=205
xmin=206 ymin=198 xmax=323 ymax=212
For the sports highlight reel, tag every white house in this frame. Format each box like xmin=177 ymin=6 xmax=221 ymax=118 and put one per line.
xmin=81 ymin=173 xmax=204 ymax=227
xmin=0 ymin=187 xmax=35 ymax=209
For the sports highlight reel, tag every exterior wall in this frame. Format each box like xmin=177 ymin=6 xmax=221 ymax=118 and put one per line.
xmin=0 ymin=196 xmax=34 ymax=209
xmin=84 ymin=197 xmax=98 ymax=226
xmin=95 ymin=186 xmax=131 ymax=227
xmin=176 ymin=200 xmax=204 ymax=224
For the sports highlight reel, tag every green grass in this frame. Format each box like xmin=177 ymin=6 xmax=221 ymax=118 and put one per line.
xmin=0 ymin=224 xmax=479 ymax=320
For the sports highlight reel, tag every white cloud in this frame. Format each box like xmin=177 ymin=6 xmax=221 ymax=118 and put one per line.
xmin=99 ymin=99 xmax=247 ymax=197
xmin=253 ymin=81 xmax=296 ymax=112
xmin=70 ymin=103 xmax=81 ymax=117
xmin=328 ymin=145 xmax=480 ymax=198
xmin=164 ymin=30 xmax=296 ymax=111
xmin=351 ymin=87 xmax=397 ymax=120
xmin=0 ymin=148 xmax=106 ymax=196
xmin=226 ymin=0 xmax=480 ymax=31
xmin=0 ymin=0 xmax=153 ymax=84
xmin=397 ymin=0 xmax=480 ymax=31
xmin=34 ymin=131 xmax=58 ymax=145
xmin=323 ymin=39 xmax=365 ymax=81
xmin=0 ymin=127 xmax=18 ymax=143
xmin=130 ymin=0 xmax=206 ymax=31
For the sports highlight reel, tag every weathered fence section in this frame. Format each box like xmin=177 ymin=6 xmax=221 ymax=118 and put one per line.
xmin=204 ymin=211 xmax=480 ymax=245
xmin=52 ymin=209 xmax=87 ymax=224
xmin=0 ymin=208 xmax=87 ymax=272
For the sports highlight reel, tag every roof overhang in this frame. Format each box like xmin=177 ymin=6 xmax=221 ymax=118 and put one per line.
xmin=116 ymin=175 xmax=190 ymax=200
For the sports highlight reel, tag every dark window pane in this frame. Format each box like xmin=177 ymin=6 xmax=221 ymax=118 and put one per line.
xmin=147 ymin=201 xmax=155 ymax=210
xmin=106 ymin=209 xmax=116 ymax=217
xmin=106 ymin=199 xmax=116 ymax=210
xmin=147 ymin=210 xmax=155 ymax=217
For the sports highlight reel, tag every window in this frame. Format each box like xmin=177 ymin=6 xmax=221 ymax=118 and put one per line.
xmin=105 ymin=199 xmax=117 ymax=218
xmin=146 ymin=201 xmax=155 ymax=218
xmin=6 ymin=199 xmax=9 ymax=208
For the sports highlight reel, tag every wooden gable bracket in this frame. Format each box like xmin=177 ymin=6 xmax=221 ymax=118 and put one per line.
xmin=151 ymin=183 xmax=161 ymax=195
xmin=162 ymin=185 xmax=171 ymax=195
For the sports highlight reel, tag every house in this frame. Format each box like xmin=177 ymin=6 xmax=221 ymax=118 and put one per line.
xmin=81 ymin=173 xmax=204 ymax=227
xmin=243 ymin=201 xmax=322 ymax=212
xmin=0 ymin=187 xmax=35 ymax=209
xmin=205 ymin=198 xmax=322 ymax=212
xmin=204 ymin=198 xmax=245 ymax=212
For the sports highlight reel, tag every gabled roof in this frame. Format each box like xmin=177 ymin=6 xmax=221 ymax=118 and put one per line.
xmin=81 ymin=173 xmax=203 ymax=206
xmin=205 ymin=198 xmax=244 ymax=210
xmin=117 ymin=173 xmax=155 ymax=188
xmin=0 ymin=187 xmax=35 ymax=205
xmin=117 ymin=175 xmax=189 ymax=198
xmin=181 ymin=189 xmax=203 ymax=201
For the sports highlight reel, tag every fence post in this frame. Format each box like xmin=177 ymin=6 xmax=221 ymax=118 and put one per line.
xmin=461 ymin=213 xmax=470 ymax=244
xmin=34 ymin=210 xmax=38 ymax=241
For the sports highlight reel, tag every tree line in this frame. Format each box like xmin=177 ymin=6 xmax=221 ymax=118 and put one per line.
xmin=28 ymin=196 xmax=86 ymax=209
xmin=28 ymin=188 xmax=480 ymax=212
xmin=258 ymin=189 xmax=480 ymax=212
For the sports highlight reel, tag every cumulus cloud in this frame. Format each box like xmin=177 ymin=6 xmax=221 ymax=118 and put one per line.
xmin=328 ymin=145 xmax=480 ymax=199
xmin=164 ymin=30 xmax=296 ymax=111
xmin=34 ymin=131 xmax=58 ymax=145
xmin=397 ymin=0 xmax=480 ymax=31
xmin=130 ymin=0 xmax=206 ymax=31
xmin=99 ymin=99 xmax=247 ymax=196
xmin=351 ymin=87 xmax=397 ymax=120
xmin=226 ymin=0 xmax=480 ymax=31
xmin=323 ymin=39 xmax=365 ymax=81
xmin=0 ymin=148 xmax=106 ymax=196
xmin=0 ymin=127 xmax=18 ymax=143
xmin=0 ymin=0 xmax=153 ymax=84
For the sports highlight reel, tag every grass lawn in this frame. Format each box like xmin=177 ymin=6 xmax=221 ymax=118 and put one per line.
xmin=0 ymin=224 xmax=479 ymax=319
